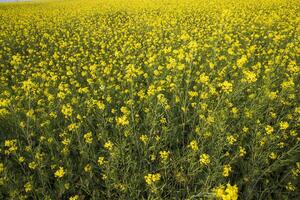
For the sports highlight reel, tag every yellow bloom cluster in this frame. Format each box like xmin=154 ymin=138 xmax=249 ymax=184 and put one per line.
xmin=4 ymin=139 xmax=18 ymax=155
xmin=24 ymin=182 xmax=32 ymax=193
xmin=199 ymin=153 xmax=211 ymax=166
xmin=159 ymin=150 xmax=170 ymax=163
xmin=83 ymin=132 xmax=93 ymax=144
xmin=98 ymin=156 xmax=105 ymax=166
xmin=54 ymin=167 xmax=66 ymax=178
xmin=139 ymin=135 xmax=149 ymax=144
xmin=220 ymin=81 xmax=233 ymax=94
xmin=104 ymin=141 xmax=114 ymax=151
xmin=188 ymin=140 xmax=199 ymax=151
xmin=213 ymin=183 xmax=238 ymax=200
xmin=144 ymin=173 xmax=161 ymax=185
xmin=223 ymin=165 xmax=232 ymax=177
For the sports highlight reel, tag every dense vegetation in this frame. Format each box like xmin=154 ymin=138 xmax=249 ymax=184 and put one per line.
xmin=0 ymin=0 xmax=299 ymax=199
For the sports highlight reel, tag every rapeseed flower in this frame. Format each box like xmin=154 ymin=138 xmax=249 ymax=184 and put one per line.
xmin=54 ymin=167 xmax=65 ymax=178
xmin=199 ymin=154 xmax=211 ymax=165
xmin=223 ymin=165 xmax=232 ymax=177
xmin=188 ymin=140 xmax=199 ymax=151
xmin=144 ymin=173 xmax=161 ymax=185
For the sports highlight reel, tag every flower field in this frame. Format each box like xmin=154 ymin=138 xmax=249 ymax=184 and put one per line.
xmin=0 ymin=0 xmax=299 ymax=199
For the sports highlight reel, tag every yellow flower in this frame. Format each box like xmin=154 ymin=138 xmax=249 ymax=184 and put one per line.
xmin=155 ymin=135 xmax=161 ymax=141
xmin=4 ymin=139 xmax=18 ymax=155
xmin=55 ymin=167 xmax=65 ymax=178
xmin=69 ymin=195 xmax=79 ymax=200
xmin=188 ymin=91 xmax=198 ymax=98
xmin=281 ymin=79 xmax=294 ymax=90
xmin=150 ymin=154 xmax=156 ymax=161
xmin=188 ymin=140 xmax=199 ymax=151
xmin=223 ymin=165 xmax=232 ymax=177
xmin=199 ymin=153 xmax=210 ymax=165
xmin=120 ymin=106 xmax=130 ymax=115
xmin=160 ymin=117 xmax=167 ymax=124
xmin=61 ymin=104 xmax=73 ymax=118
xmin=29 ymin=162 xmax=37 ymax=170
xmin=231 ymin=107 xmax=238 ymax=115
xmin=84 ymin=164 xmax=92 ymax=173
xmin=10 ymin=54 xmax=22 ymax=66
xmin=116 ymin=115 xmax=129 ymax=126
xmin=224 ymin=183 xmax=238 ymax=200
xmin=68 ymin=123 xmax=79 ymax=131
xmin=237 ymin=55 xmax=248 ymax=68
xmin=144 ymin=173 xmax=161 ymax=185
xmin=286 ymin=182 xmax=296 ymax=191
xmin=242 ymin=70 xmax=257 ymax=83
xmin=226 ymin=135 xmax=237 ymax=145
xmin=140 ymin=135 xmax=149 ymax=144
xmin=21 ymin=79 xmax=35 ymax=94
xmin=197 ymin=73 xmax=209 ymax=84
xmin=269 ymin=152 xmax=277 ymax=160
xmin=207 ymin=115 xmax=215 ymax=124
xmin=24 ymin=182 xmax=32 ymax=193
xmin=83 ymin=132 xmax=93 ymax=144
xmin=26 ymin=109 xmax=35 ymax=118
xmin=220 ymin=81 xmax=233 ymax=94
xmin=268 ymin=91 xmax=278 ymax=100
xmin=213 ymin=185 xmax=225 ymax=198
xmin=65 ymin=183 xmax=70 ymax=190
xmin=104 ymin=140 xmax=113 ymax=151
xmin=96 ymin=101 xmax=105 ymax=110
xmin=159 ymin=150 xmax=170 ymax=162
xmin=0 ymin=108 xmax=9 ymax=116
xmin=239 ymin=146 xmax=246 ymax=157
xmin=98 ymin=156 xmax=105 ymax=166
xmin=213 ymin=183 xmax=238 ymax=200
xmin=279 ymin=121 xmax=289 ymax=130
xmin=242 ymin=126 xmax=249 ymax=133
xmin=265 ymin=125 xmax=274 ymax=135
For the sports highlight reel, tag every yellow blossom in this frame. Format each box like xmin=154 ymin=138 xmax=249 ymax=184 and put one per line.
xmin=61 ymin=104 xmax=73 ymax=118
xmin=83 ymin=132 xmax=93 ymax=144
xmin=24 ymin=182 xmax=32 ymax=193
xmin=226 ymin=135 xmax=237 ymax=145
xmin=269 ymin=152 xmax=277 ymax=160
xmin=98 ymin=156 xmax=105 ymax=166
xmin=84 ymin=164 xmax=92 ymax=173
xmin=220 ymin=81 xmax=233 ymax=94
xmin=159 ymin=150 xmax=170 ymax=162
xmin=144 ymin=173 xmax=161 ymax=185
xmin=104 ymin=140 xmax=113 ymax=151
xmin=29 ymin=162 xmax=37 ymax=170
xmin=239 ymin=146 xmax=246 ymax=157
xmin=116 ymin=115 xmax=129 ymax=126
xmin=265 ymin=125 xmax=274 ymax=135
xmin=140 ymin=135 xmax=149 ymax=144
xmin=242 ymin=70 xmax=257 ymax=83
xmin=199 ymin=153 xmax=211 ymax=165
xmin=54 ymin=167 xmax=65 ymax=178
xmin=188 ymin=140 xmax=199 ymax=151
xmin=279 ymin=121 xmax=289 ymax=130
xmin=223 ymin=165 xmax=232 ymax=177
xmin=213 ymin=183 xmax=238 ymax=200
xmin=286 ymin=182 xmax=296 ymax=191
xmin=69 ymin=195 xmax=79 ymax=200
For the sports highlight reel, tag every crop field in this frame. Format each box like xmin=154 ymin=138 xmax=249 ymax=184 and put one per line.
xmin=0 ymin=0 xmax=299 ymax=199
